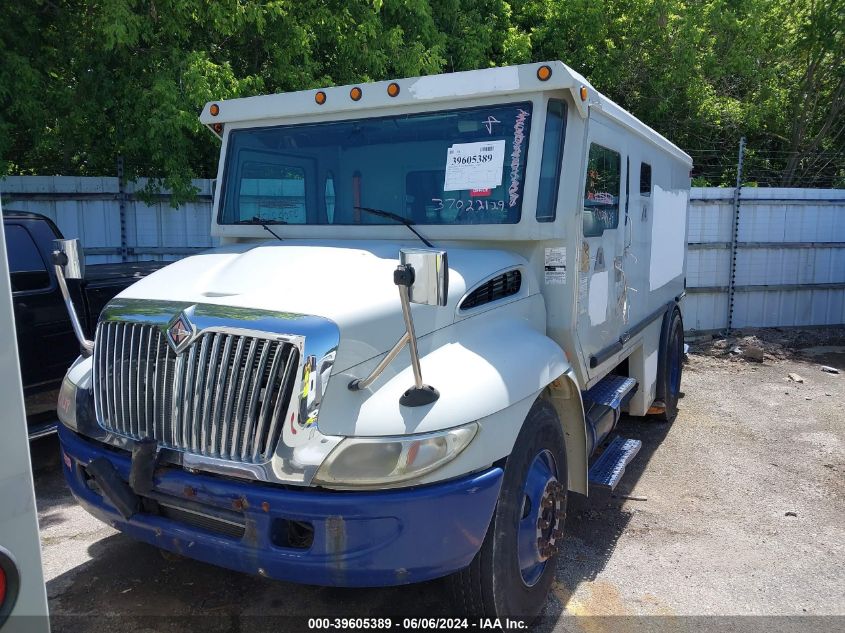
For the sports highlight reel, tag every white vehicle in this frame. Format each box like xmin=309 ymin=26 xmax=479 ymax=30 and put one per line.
xmin=55 ymin=61 xmax=691 ymax=621
xmin=0 ymin=195 xmax=50 ymax=632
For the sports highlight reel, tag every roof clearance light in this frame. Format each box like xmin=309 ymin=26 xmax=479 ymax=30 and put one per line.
xmin=580 ymin=85 xmax=588 ymax=101
xmin=350 ymin=87 xmax=362 ymax=101
xmin=209 ymin=103 xmax=220 ymax=116
xmin=387 ymin=82 xmax=400 ymax=97
xmin=212 ymin=123 xmax=223 ymax=134
xmin=537 ymin=65 xmax=552 ymax=81
xmin=315 ymin=91 xmax=327 ymax=105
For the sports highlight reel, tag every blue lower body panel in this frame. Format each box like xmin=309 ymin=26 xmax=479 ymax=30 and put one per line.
xmin=58 ymin=425 xmax=503 ymax=587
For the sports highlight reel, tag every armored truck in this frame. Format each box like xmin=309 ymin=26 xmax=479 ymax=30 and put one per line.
xmin=55 ymin=61 xmax=691 ymax=621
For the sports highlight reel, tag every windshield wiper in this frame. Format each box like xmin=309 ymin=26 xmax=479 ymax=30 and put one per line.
xmin=234 ymin=216 xmax=285 ymax=241
xmin=354 ymin=206 xmax=433 ymax=248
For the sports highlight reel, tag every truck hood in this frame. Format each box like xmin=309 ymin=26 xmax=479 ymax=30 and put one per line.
xmin=117 ymin=240 xmax=528 ymax=372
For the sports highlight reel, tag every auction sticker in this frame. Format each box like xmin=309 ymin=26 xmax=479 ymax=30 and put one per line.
xmin=444 ymin=140 xmax=506 ymax=191
xmin=544 ymin=246 xmax=567 ymax=285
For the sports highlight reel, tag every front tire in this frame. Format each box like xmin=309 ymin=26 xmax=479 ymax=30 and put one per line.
xmin=449 ymin=399 xmax=566 ymax=623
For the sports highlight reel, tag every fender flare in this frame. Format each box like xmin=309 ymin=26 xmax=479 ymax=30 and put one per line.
xmin=542 ymin=371 xmax=588 ymax=495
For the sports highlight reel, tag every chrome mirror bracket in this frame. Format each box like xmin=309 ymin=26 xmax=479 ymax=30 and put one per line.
xmin=52 ymin=239 xmax=94 ymax=357
xmin=348 ymin=251 xmax=446 ymax=407
xmin=395 ymin=267 xmax=439 ymax=406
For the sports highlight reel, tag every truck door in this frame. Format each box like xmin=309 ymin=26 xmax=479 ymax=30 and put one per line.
xmin=577 ymin=120 xmax=628 ymax=378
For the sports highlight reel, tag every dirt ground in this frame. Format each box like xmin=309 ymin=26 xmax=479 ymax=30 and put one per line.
xmin=29 ymin=327 xmax=845 ymax=631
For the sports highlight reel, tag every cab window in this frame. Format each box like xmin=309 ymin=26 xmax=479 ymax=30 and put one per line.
xmin=5 ymin=224 xmax=50 ymax=292
xmin=582 ymin=144 xmax=621 ymax=237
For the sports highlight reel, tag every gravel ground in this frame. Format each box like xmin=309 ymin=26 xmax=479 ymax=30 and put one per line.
xmin=30 ymin=328 xmax=845 ymax=631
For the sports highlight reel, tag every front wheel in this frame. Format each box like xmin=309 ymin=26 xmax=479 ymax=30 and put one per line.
xmin=449 ymin=399 xmax=567 ymax=623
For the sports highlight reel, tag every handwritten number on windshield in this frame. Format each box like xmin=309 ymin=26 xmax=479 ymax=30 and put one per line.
xmin=432 ymin=198 xmax=505 ymax=212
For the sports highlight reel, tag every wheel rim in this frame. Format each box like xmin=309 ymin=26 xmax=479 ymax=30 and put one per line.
xmin=517 ymin=449 xmax=564 ymax=587
xmin=669 ymin=325 xmax=682 ymax=397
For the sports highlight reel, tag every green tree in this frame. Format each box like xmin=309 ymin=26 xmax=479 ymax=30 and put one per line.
xmin=1 ymin=0 xmax=843 ymax=196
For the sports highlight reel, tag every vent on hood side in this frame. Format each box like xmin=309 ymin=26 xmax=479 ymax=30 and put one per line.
xmin=460 ymin=270 xmax=522 ymax=310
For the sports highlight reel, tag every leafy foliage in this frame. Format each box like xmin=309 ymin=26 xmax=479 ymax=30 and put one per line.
xmin=1 ymin=0 xmax=842 ymax=202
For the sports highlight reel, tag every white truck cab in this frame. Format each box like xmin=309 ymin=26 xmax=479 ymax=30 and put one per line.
xmin=55 ymin=61 xmax=691 ymax=621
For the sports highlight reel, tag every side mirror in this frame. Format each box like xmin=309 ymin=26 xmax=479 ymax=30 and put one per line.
xmin=399 ymin=248 xmax=449 ymax=307
xmin=53 ymin=239 xmax=85 ymax=280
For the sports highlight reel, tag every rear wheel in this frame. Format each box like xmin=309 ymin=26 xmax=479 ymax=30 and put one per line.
xmin=449 ymin=399 xmax=566 ymax=623
xmin=656 ymin=309 xmax=684 ymax=422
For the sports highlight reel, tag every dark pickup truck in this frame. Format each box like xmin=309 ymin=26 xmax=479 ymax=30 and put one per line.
xmin=3 ymin=210 xmax=165 ymax=438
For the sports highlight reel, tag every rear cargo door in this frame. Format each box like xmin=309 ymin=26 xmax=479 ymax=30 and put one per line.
xmin=576 ymin=119 xmax=628 ymax=379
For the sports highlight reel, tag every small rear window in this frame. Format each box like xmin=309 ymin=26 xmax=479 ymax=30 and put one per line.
xmin=640 ymin=162 xmax=652 ymax=196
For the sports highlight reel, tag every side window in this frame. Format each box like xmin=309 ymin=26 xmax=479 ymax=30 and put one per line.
xmin=582 ymin=144 xmax=621 ymax=237
xmin=5 ymin=224 xmax=50 ymax=292
xmin=536 ymin=99 xmax=568 ymax=222
xmin=640 ymin=162 xmax=652 ymax=196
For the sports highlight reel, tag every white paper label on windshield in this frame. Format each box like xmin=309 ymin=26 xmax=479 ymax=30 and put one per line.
xmin=444 ymin=140 xmax=506 ymax=191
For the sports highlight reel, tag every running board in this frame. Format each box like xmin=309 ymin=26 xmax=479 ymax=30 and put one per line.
xmin=588 ymin=436 xmax=642 ymax=490
xmin=582 ymin=375 xmax=638 ymax=454
xmin=583 ymin=375 xmax=638 ymax=409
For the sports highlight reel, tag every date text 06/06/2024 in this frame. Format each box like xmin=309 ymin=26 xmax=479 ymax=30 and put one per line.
xmin=307 ymin=618 xmax=529 ymax=630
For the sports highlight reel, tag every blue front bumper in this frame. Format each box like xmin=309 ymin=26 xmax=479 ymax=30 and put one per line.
xmin=58 ymin=425 xmax=503 ymax=587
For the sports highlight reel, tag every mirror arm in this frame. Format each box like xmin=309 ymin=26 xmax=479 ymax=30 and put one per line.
xmin=52 ymin=251 xmax=94 ymax=357
xmin=398 ymin=283 xmax=424 ymax=389
xmin=348 ymin=263 xmax=440 ymax=406
xmin=347 ymin=331 xmax=410 ymax=392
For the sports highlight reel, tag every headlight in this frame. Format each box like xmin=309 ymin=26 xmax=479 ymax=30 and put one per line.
xmin=313 ymin=423 xmax=478 ymax=488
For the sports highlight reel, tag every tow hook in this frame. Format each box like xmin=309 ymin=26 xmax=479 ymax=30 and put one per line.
xmin=86 ymin=458 xmax=140 ymax=520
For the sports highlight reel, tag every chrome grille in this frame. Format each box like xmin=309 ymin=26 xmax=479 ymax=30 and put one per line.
xmin=93 ymin=321 xmax=300 ymax=463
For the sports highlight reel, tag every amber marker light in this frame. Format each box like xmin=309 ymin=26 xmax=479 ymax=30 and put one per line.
xmin=212 ymin=123 xmax=223 ymax=134
xmin=387 ymin=82 xmax=400 ymax=97
xmin=209 ymin=103 xmax=220 ymax=116
xmin=580 ymin=85 xmax=589 ymax=101
xmin=315 ymin=91 xmax=327 ymax=105
xmin=350 ymin=86 xmax=362 ymax=101
xmin=537 ymin=65 xmax=552 ymax=81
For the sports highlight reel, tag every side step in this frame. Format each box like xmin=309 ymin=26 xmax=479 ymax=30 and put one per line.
xmin=588 ymin=436 xmax=643 ymax=490
xmin=583 ymin=375 xmax=638 ymax=409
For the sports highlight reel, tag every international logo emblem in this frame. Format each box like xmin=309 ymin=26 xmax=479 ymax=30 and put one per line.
xmin=166 ymin=313 xmax=193 ymax=352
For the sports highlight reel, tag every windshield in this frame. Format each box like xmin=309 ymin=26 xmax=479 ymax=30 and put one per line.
xmin=219 ymin=102 xmax=532 ymax=226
